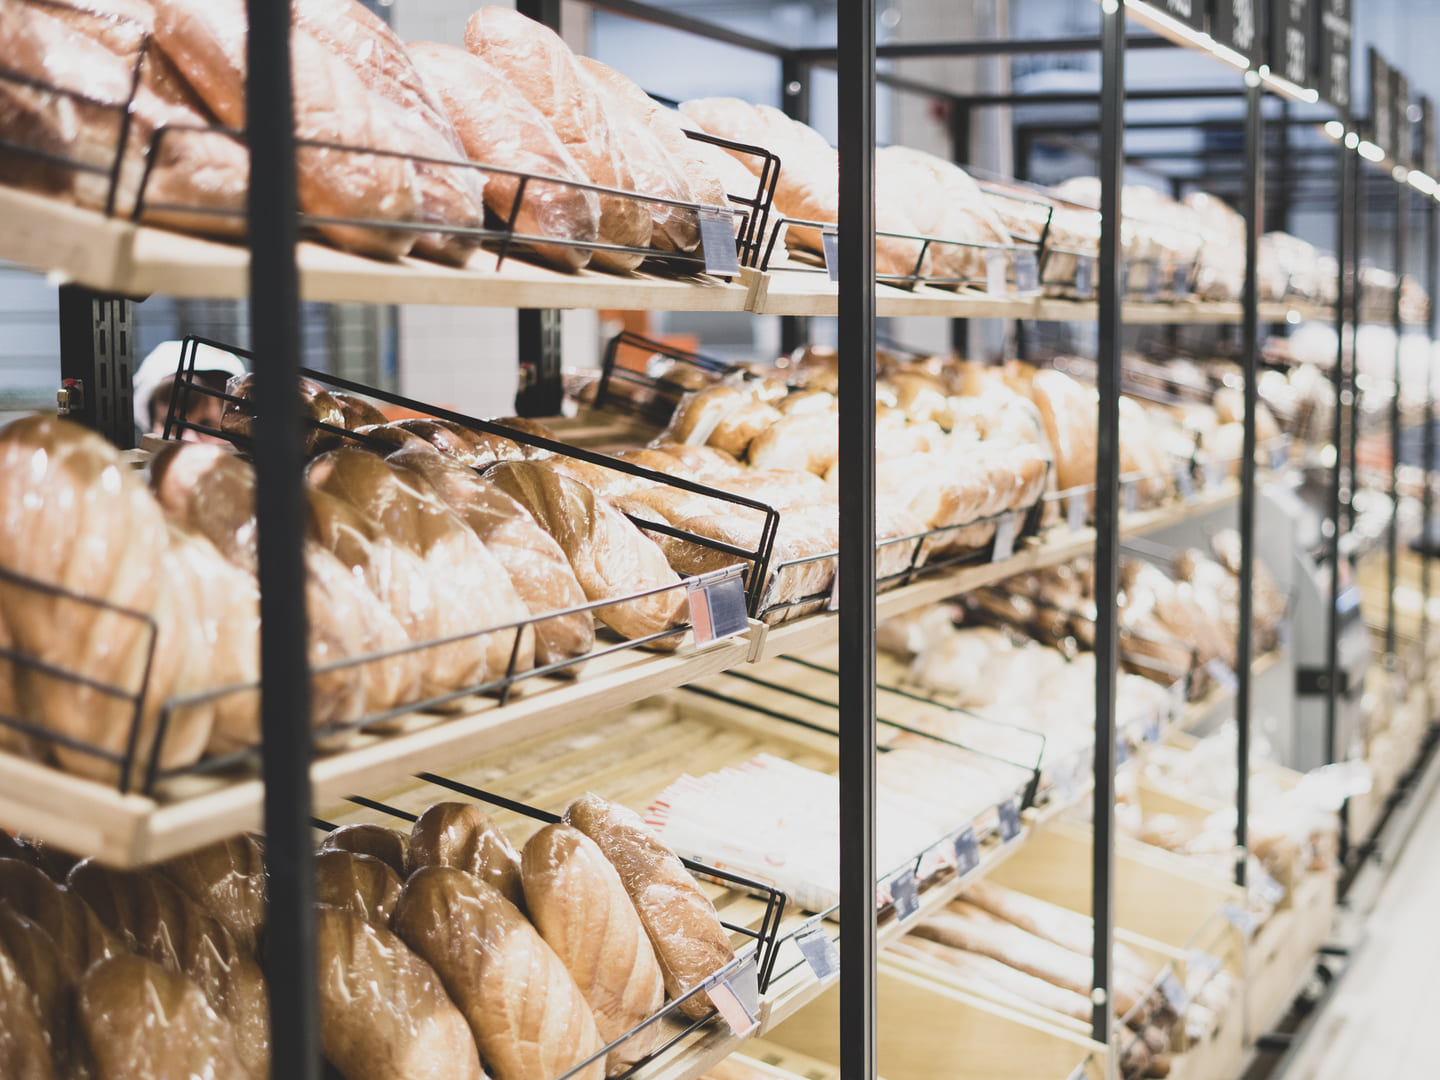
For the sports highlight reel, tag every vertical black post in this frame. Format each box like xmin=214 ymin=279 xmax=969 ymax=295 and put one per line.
xmin=1425 ymin=183 xmax=1438 ymax=719
xmin=246 ymin=0 xmax=319 ymax=1076
xmin=950 ymin=102 xmax=972 ymax=358
xmin=1388 ymin=183 xmax=1406 ymax=659
xmin=57 ymin=287 xmax=135 ymax=448
xmin=516 ymin=0 xmax=563 ymax=411
xmin=1349 ymin=160 xmax=1364 ymax=530
xmin=1092 ymin=0 xmax=1124 ymax=1056
xmin=1235 ymin=73 xmax=1264 ymax=890
xmin=1327 ymin=127 xmax=1351 ymax=770
xmin=837 ymin=0 xmax=877 ymax=1077
xmin=780 ymin=53 xmax=812 ymax=357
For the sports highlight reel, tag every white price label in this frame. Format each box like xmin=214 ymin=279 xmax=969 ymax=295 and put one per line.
xmin=1161 ymin=971 xmax=1190 ymax=1013
xmin=706 ymin=957 xmax=760 ymax=1036
xmin=698 ymin=209 xmax=741 ymax=276
xmin=822 ymin=230 xmax=841 ymax=282
xmin=1222 ymin=901 xmax=1261 ymax=936
xmin=1269 ymin=443 xmax=1288 ymax=471
xmin=1206 ymin=658 xmax=1239 ymax=694
xmin=992 ymin=511 xmax=1018 ymax=562
xmin=1074 ymin=258 xmax=1094 ymax=299
xmin=1175 ymin=465 xmax=1196 ymax=501
xmin=1123 ymin=480 xmax=1138 ymax=514
xmin=1067 ymin=492 xmax=1087 ymax=533
xmin=890 ymin=868 xmax=921 ymax=922
xmin=952 ymin=827 xmax=980 ymax=876
xmin=1204 ymin=461 xmax=1226 ymax=489
xmin=1169 ymin=679 xmax=1187 ymax=722
xmin=795 ymin=926 xmax=840 ymax=981
xmin=1014 ymin=251 xmax=1040 ymax=296
xmin=985 ymin=250 xmax=1008 ymax=296
xmin=1172 ymin=265 xmax=1189 ymax=298
xmin=997 ymin=797 xmax=1022 ymax=842
xmin=687 ymin=567 xmax=749 ymax=645
xmin=1252 ymin=871 xmax=1287 ymax=906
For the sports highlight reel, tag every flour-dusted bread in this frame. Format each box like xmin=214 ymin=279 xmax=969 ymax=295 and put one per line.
xmin=409 ymin=802 xmax=525 ymax=912
xmin=157 ymin=834 xmax=267 ymax=955
xmin=79 ymin=955 xmax=249 ymax=1080
xmin=394 ymin=866 xmax=605 ymax=1080
xmin=464 ymin=6 xmax=651 ymax=271
xmin=315 ymin=849 xmax=403 ymax=932
xmin=318 ymin=822 xmax=410 ymax=878
xmin=316 ymin=905 xmax=484 ymax=1080
xmin=564 ymin=793 xmax=735 ymax=1022
xmin=67 ymin=862 xmax=271 ymax=1078
xmin=523 ymin=824 xmax=665 ymax=1074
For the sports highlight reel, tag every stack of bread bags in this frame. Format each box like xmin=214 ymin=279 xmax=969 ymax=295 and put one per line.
xmin=0 ymin=791 xmax=743 ymax=1078
xmin=0 ymin=0 xmax=735 ymax=273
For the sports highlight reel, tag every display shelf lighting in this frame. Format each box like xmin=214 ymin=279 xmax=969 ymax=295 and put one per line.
xmin=1345 ymin=132 xmax=1361 ymax=149
xmin=1123 ymin=0 xmax=1250 ymax=72
xmin=1257 ymin=65 xmax=1320 ymax=104
xmin=1358 ymin=140 xmax=1387 ymax=162
xmin=1406 ymin=170 xmax=1437 ymax=195
xmin=1324 ymin=120 xmax=1346 ymax=140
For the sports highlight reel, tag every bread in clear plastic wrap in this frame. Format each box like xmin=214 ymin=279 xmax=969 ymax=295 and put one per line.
xmin=0 ymin=858 xmax=123 ymax=973
xmin=408 ymin=801 xmax=526 ymax=912
xmin=387 ymin=447 xmax=595 ymax=668
xmin=156 ymin=834 xmax=267 ymax=955
xmin=616 ymin=444 xmax=748 ymax=482
xmin=0 ymin=902 xmax=76 ymax=1077
xmin=221 ymin=373 xmax=348 ymax=457
xmin=659 ymin=384 xmax=783 ymax=459
xmin=1027 ymin=369 xmax=1098 ymax=493
xmin=332 ymin=391 xmax=389 ymax=431
xmin=394 ymin=865 xmax=606 ymax=1080
xmin=563 ymin=792 xmax=735 ymax=1022
xmin=745 ymin=410 xmax=838 ymax=476
xmin=464 ymin=6 xmax=650 ymax=271
xmin=314 ymin=849 xmax=403 ymax=933
xmin=486 ymin=462 xmax=688 ymax=647
xmin=316 ymin=904 xmax=484 ymax=1080
xmin=318 ymin=822 xmax=410 ymax=878
xmin=876 ymin=146 xmax=1012 ymax=285
xmin=67 ymin=861 xmax=270 ymax=1079
xmin=0 ymin=932 xmax=58 ymax=1080
xmin=522 ymin=823 xmax=666 ymax=1074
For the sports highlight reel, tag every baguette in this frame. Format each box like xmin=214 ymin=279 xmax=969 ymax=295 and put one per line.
xmin=316 ymin=905 xmax=483 ymax=1080
xmin=522 ymin=824 xmax=666 ymax=1073
xmin=409 ymin=802 xmax=525 ymax=912
xmin=315 ymin=849 xmax=403 ymax=932
xmin=157 ymin=834 xmax=267 ymax=956
xmin=0 ymin=938 xmax=55 ymax=1080
xmin=394 ymin=866 xmax=605 ymax=1080
xmin=318 ymin=823 xmax=410 ymax=879
xmin=564 ymin=793 xmax=734 ymax=1022
xmin=895 ymin=935 xmax=1093 ymax=1024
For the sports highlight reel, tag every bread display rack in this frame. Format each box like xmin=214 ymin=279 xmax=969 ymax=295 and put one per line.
xmin=2 ymin=0 xmax=1438 ymax=1077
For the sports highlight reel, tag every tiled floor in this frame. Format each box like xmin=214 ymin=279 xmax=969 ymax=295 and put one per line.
xmin=1281 ymin=779 xmax=1440 ymax=1079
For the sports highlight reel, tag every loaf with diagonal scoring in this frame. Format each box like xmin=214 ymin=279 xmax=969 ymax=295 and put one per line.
xmin=318 ymin=822 xmax=410 ymax=879
xmin=315 ymin=849 xmax=403 ymax=932
xmin=157 ymin=834 xmax=268 ymax=956
xmin=409 ymin=802 xmax=526 ymax=913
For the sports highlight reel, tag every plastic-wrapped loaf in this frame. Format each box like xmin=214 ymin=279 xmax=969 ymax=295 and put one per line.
xmin=659 ymin=384 xmax=783 ymax=460
xmin=318 ymin=822 xmax=410 ymax=879
xmin=394 ymin=865 xmax=606 ymax=1080
xmin=407 ymin=41 xmax=601 ymax=271
xmin=0 ymin=904 xmax=78 ymax=1078
xmin=316 ymin=905 xmax=484 ymax=1080
xmin=78 ymin=955 xmax=249 ymax=1080
xmin=464 ymin=6 xmax=652 ymax=271
xmin=220 ymin=373 xmax=348 ymax=457
xmin=564 ymin=792 xmax=735 ymax=1022
xmin=0 ymin=858 xmax=124 ymax=972
xmin=315 ymin=849 xmax=403 ymax=932
xmin=409 ymin=801 xmax=526 ymax=913
xmin=0 ymin=936 xmax=56 ymax=1080
xmin=1027 ymin=369 xmax=1098 ymax=493
xmin=522 ymin=824 xmax=666 ymax=1075
xmin=156 ymin=834 xmax=267 ymax=955
xmin=0 ymin=416 xmax=212 ymax=782
xmin=1182 ymin=191 xmax=1245 ymax=302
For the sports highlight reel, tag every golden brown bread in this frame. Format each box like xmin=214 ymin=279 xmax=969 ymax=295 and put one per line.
xmin=221 ymin=373 xmax=348 ymax=457
xmin=67 ymin=861 xmax=271 ymax=1079
xmin=486 ymin=462 xmax=687 ymax=647
xmin=314 ymin=849 xmax=403 ymax=932
xmin=79 ymin=954 xmax=249 ymax=1080
xmin=1028 ymin=370 xmax=1098 ymax=493
xmin=46 ymin=0 xmax=207 ymax=112
xmin=0 ymin=858 xmax=122 ymax=973
xmin=564 ymin=793 xmax=735 ymax=1022
xmin=385 ymin=419 xmax=514 ymax=467
xmin=316 ymin=905 xmax=484 ymax=1080
xmin=318 ymin=823 xmax=410 ymax=879
xmin=0 ymin=937 xmax=59 ymax=1080
xmin=0 ymin=903 xmax=77 ymax=1077
xmin=332 ymin=392 xmax=389 ymax=431
xmin=0 ymin=833 xmax=78 ymax=882
xmin=522 ymin=824 xmax=665 ymax=1075
xmin=388 ymin=448 xmax=595 ymax=668
xmin=409 ymin=802 xmax=525 ymax=912
xmin=746 ymin=411 xmax=839 ymax=476
xmin=408 ymin=41 xmax=601 ymax=272
xmin=394 ymin=865 xmax=605 ymax=1080
xmin=157 ymin=834 xmax=267 ymax=956
xmin=464 ymin=7 xmax=652 ymax=271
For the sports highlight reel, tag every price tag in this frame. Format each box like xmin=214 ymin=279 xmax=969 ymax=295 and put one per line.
xmin=1014 ymin=251 xmax=1040 ymax=296
xmin=1169 ymin=679 xmax=1187 ymax=722
xmin=698 ymin=209 xmax=741 ymax=276
xmin=1122 ymin=480 xmax=1138 ymax=514
xmin=952 ymin=827 xmax=980 ymax=877
xmin=1206 ymin=659 xmax=1240 ymax=694
xmin=890 ymin=868 xmax=921 ymax=922
xmin=1222 ymin=901 xmax=1261 ymax=936
xmin=1160 ymin=971 xmax=1190 ymax=1013
xmin=1269 ymin=442 xmax=1288 ymax=471
xmin=1074 ymin=258 xmax=1094 ymax=299
xmin=997 ymin=797 xmax=1022 ymax=842
xmin=1067 ymin=492 xmax=1087 ymax=532
xmin=795 ymin=926 xmax=840 ymax=981
xmin=1277 ymin=619 xmax=1291 ymax=649
xmin=687 ymin=568 xmax=749 ymax=645
xmin=992 ymin=511 xmax=1018 ymax=562
xmin=822 ymin=230 xmax=841 ymax=282
xmin=1172 ymin=265 xmax=1189 ymax=298
xmin=1212 ymin=0 xmax=1261 ymax=65
xmin=1187 ymin=949 xmax=1223 ymax=979
xmin=1117 ymin=738 xmax=1131 ymax=767
xmin=706 ymin=956 xmax=760 ymax=1036
xmin=1143 ymin=714 xmax=1162 ymax=745
xmin=1175 ymin=465 xmax=1195 ymax=501
xmin=985 ymin=250 xmax=1008 ymax=296
xmin=1318 ymin=0 xmax=1351 ymax=112
xmin=1054 ymin=762 xmax=1078 ymax=802
xmin=1144 ymin=265 xmax=1161 ymax=303
xmin=1203 ymin=461 xmax=1226 ymax=489
xmin=1252 ymin=871 xmax=1287 ymax=906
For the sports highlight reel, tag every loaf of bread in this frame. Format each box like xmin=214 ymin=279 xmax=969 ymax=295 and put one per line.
xmin=48 ymin=0 xmax=207 ymax=111
xmin=332 ymin=391 xmax=390 ymax=431
xmin=408 ymin=41 xmax=601 ymax=271
xmin=464 ymin=7 xmax=652 ymax=271
xmin=0 ymin=858 xmax=122 ymax=973
xmin=876 ymin=146 xmax=1012 ymax=285
xmin=0 ymin=834 xmax=76 ymax=881
xmin=221 ymin=373 xmax=348 ymax=457
xmin=1028 ymin=369 xmax=1098 ymax=493
xmin=661 ymin=385 xmax=783 ymax=459
xmin=151 ymin=0 xmax=422 ymax=258
xmin=746 ymin=411 xmax=839 ymax=476
xmin=67 ymin=861 xmax=271 ymax=1078
xmin=318 ymin=822 xmax=410 ymax=878
xmin=616 ymin=444 xmax=746 ymax=482
xmin=315 ymin=849 xmax=403 ymax=932
xmin=0 ymin=936 xmax=56 ymax=1080
xmin=394 ymin=865 xmax=606 ymax=1080
xmin=385 ymin=418 xmax=527 ymax=467
xmin=317 ymin=904 xmax=483 ymax=1080
xmin=157 ymin=834 xmax=267 ymax=956
xmin=389 ymin=447 xmax=595 ymax=668
xmin=0 ymin=903 xmax=76 ymax=1077
xmin=895 ymin=935 xmax=1093 ymax=1023
xmin=408 ymin=801 xmax=525 ymax=911
xmin=523 ymin=824 xmax=666 ymax=1073
xmin=79 ymin=954 xmax=249 ymax=1080
xmin=486 ymin=462 xmax=688 ymax=647
xmin=564 ymin=793 xmax=734 ymax=1022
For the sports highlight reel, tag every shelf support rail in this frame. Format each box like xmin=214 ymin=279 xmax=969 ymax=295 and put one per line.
xmin=1326 ymin=113 xmax=1351 ymax=785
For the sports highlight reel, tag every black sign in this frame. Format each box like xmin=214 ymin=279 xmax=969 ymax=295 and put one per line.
xmin=1316 ymin=0 xmax=1351 ymax=111
xmin=1422 ymin=98 xmax=1436 ymax=178
xmin=1392 ymin=70 xmax=1411 ymax=168
xmin=1210 ymin=0 xmax=1264 ymax=65
xmin=1370 ymin=49 xmax=1393 ymax=156
xmin=1272 ymin=0 xmax=1313 ymax=89
xmin=1160 ymin=0 xmax=1205 ymax=31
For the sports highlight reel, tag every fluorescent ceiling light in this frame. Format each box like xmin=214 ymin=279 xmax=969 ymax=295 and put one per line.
xmin=1124 ymin=0 xmax=1250 ymax=72
xmin=1357 ymin=140 xmax=1386 ymax=162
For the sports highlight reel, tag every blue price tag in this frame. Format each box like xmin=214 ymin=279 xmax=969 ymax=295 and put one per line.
xmin=796 ymin=927 xmax=840 ymax=981
xmin=698 ymin=209 xmax=741 ymax=276
xmin=1075 ymin=258 xmax=1094 ymax=299
xmin=822 ymin=231 xmax=840 ymax=282
xmin=953 ymin=827 xmax=980 ymax=877
xmin=997 ymin=798 xmax=1022 ymax=842
xmin=890 ymin=869 xmax=920 ymax=922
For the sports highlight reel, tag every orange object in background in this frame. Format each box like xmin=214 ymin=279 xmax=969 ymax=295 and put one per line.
xmin=600 ymin=310 xmax=699 ymax=373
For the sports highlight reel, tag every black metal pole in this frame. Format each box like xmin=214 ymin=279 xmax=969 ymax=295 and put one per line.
xmin=837 ymin=0 xmax=877 ymax=1075
xmin=1425 ymin=185 xmax=1438 ymax=722
xmin=1235 ymin=73 xmax=1263 ymax=891
xmin=1092 ymin=0 xmax=1123 ymax=1056
xmin=1327 ymin=128 xmax=1350 ymax=770
xmin=780 ymin=54 xmax=811 ymax=358
xmin=246 ymin=0 xmax=319 ymax=1076
xmin=57 ymin=287 xmax=135 ymax=449
xmin=1349 ymin=161 xmax=1364 ymax=532
xmin=1388 ymin=182 xmax=1406 ymax=660
xmin=950 ymin=102 xmax=972 ymax=359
